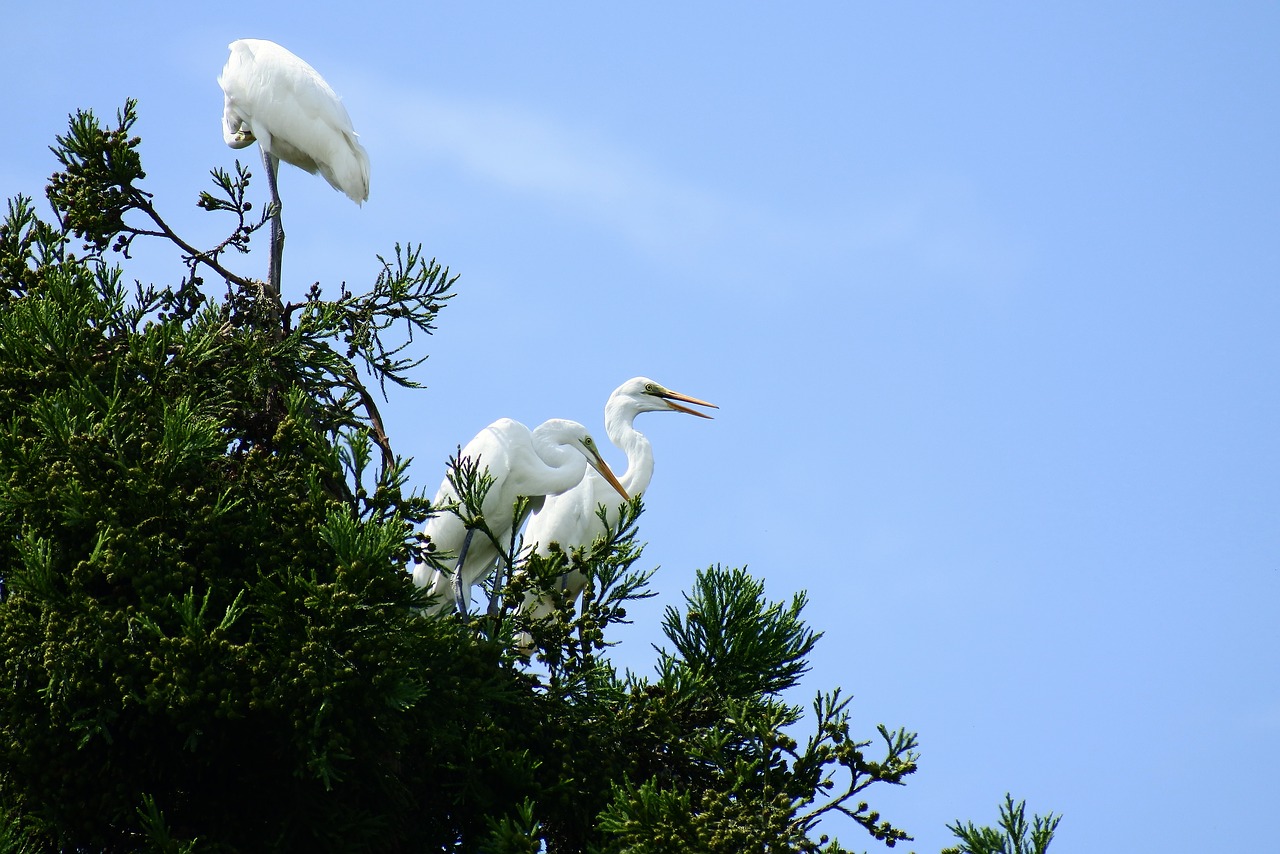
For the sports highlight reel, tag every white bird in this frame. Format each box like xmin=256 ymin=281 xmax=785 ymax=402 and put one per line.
xmin=218 ymin=38 xmax=370 ymax=294
xmin=519 ymin=378 xmax=716 ymax=622
xmin=413 ymin=418 xmax=630 ymax=614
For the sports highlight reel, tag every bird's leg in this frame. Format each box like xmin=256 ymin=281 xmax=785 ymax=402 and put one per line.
xmin=452 ymin=527 xmax=477 ymax=613
xmin=490 ymin=496 xmax=532 ymax=618
xmin=260 ymin=147 xmax=284 ymax=300
xmin=486 ymin=556 xmax=507 ymax=619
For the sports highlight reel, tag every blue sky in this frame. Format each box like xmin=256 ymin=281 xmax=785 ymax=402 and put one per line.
xmin=4 ymin=3 xmax=1278 ymax=850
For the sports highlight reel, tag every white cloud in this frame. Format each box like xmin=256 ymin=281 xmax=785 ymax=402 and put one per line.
xmin=371 ymin=86 xmax=731 ymax=259
xmin=350 ymin=78 xmax=1029 ymax=293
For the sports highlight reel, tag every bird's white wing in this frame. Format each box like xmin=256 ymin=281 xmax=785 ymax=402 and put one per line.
xmin=525 ymin=471 xmax=608 ymax=558
xmin=514 ymin=474 xmax=606 ymax=631
xmin=416 ymin=420 xmax=525 ymax=609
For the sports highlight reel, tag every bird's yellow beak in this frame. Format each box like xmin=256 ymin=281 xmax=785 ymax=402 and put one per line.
xmin=660 ymin=389 xmax=719 ymax=419
xmin=226 ymin=125 xmax=256 ymax=150
xmin=587 ymin=452 xmax=630 ymax=501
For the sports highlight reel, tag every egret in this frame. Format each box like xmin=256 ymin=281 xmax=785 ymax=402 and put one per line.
xmin=413 ymin=418 xmax=630 ymax=614
xmin=519 ymin=378 xmax=717 ymax=623
xmin=218 ymin=38 xmax=370 ymax=296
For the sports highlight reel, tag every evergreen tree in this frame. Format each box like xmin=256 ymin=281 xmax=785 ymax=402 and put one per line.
xmin=942 ymin=794 xmax=1061 ymax=854
xmin=0 ymin=101 xmax=1055 ymax=852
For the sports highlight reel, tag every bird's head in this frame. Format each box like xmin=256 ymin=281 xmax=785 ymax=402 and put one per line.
xmin=225 ymin=123 xmax=256 ymax=149
xmin=616 ymin=377 xmax=718 ymax=419
xmin=575 ymin=433 xmax=630 ymax=500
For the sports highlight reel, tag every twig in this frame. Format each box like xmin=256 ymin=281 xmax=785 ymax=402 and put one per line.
xmin=336 ymin=364 xmax=394 ymax=474
xmin=130 ymin=192 xmax=251 ymax=288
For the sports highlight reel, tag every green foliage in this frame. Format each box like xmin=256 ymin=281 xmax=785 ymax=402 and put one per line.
xmin=45 ymin=100 xmax=147 ymax=255
xmin=481 ymin=800 xmax=545 ymax=854
xmin=0 ymin=801 xmax=36 ymax=854
xmin=942 ymin=794 xmax=1062 ymax=854
xmin=662 ymin=565 xmax=817 ymax=698
xmin=0 ymin=196 xmax=65 ymax=305
xmin=595 ymin=567 xmax=919 ymax=853
xmin=136 ymin=794 xmax=200 ymax=854
xmin=0 ymin=103 xmax=495 ymax=851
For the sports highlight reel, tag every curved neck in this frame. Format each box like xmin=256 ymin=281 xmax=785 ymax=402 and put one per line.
xmin=529 ymin=428 xmax=587 ymax=494
xmin=605 ymin=403 xmax=655 ymax=495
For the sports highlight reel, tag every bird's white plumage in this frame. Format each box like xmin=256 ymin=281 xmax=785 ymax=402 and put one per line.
xmin=413 ymin=418 xmax=629 ymax=613
xmin=218 ymin=39 xmax=370 ymax=203
xmin=519 ymin=378 xmax=716 ymax=621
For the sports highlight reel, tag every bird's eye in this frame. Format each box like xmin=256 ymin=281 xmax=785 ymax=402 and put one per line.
xmin=645 ymin=383 xmax=661 ymax=395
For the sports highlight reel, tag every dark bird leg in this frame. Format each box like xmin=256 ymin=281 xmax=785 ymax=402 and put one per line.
xmin=261 ymin=147 xmax=284 ymax=299
xmin=486 ymin=557 xmax=507 ymax=619
xmin=452 ymin=527 xmax=477 ymax=613
xmin=488 ymin=498 xmax=536 ymax=618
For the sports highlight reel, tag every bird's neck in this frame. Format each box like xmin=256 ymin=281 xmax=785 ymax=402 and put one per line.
xmin=530 ymin=430 xmax=588 ymax=494
xmin=605 ymin=406 xmax=654 ymax=494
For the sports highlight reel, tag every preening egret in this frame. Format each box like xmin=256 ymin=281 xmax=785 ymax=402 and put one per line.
xmin=519 ymin=378 xmax=717 ymax=622
xmin=218 ymin=38 xmax=370 ymax=295
xmin=413 ymin=418 xmax=630 ymax=614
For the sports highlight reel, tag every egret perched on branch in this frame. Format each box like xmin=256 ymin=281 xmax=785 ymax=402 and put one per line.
xmin=413 ymin=418 xmax=630 ymax=614
xmin=218 ymin=38 xmax=370 ymax=296
xmin=519 ymin=378 xmax=717 ymax=621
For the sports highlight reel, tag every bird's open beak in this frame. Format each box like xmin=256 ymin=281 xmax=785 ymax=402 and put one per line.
xmin=588 ymin=452 xmax=630 ymax=501
xmin=660 ymin=389 xmax=719 ymax=419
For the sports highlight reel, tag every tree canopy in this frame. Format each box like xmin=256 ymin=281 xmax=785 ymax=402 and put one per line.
xmin=0 ymin=101 xmax=1055 ymax=853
